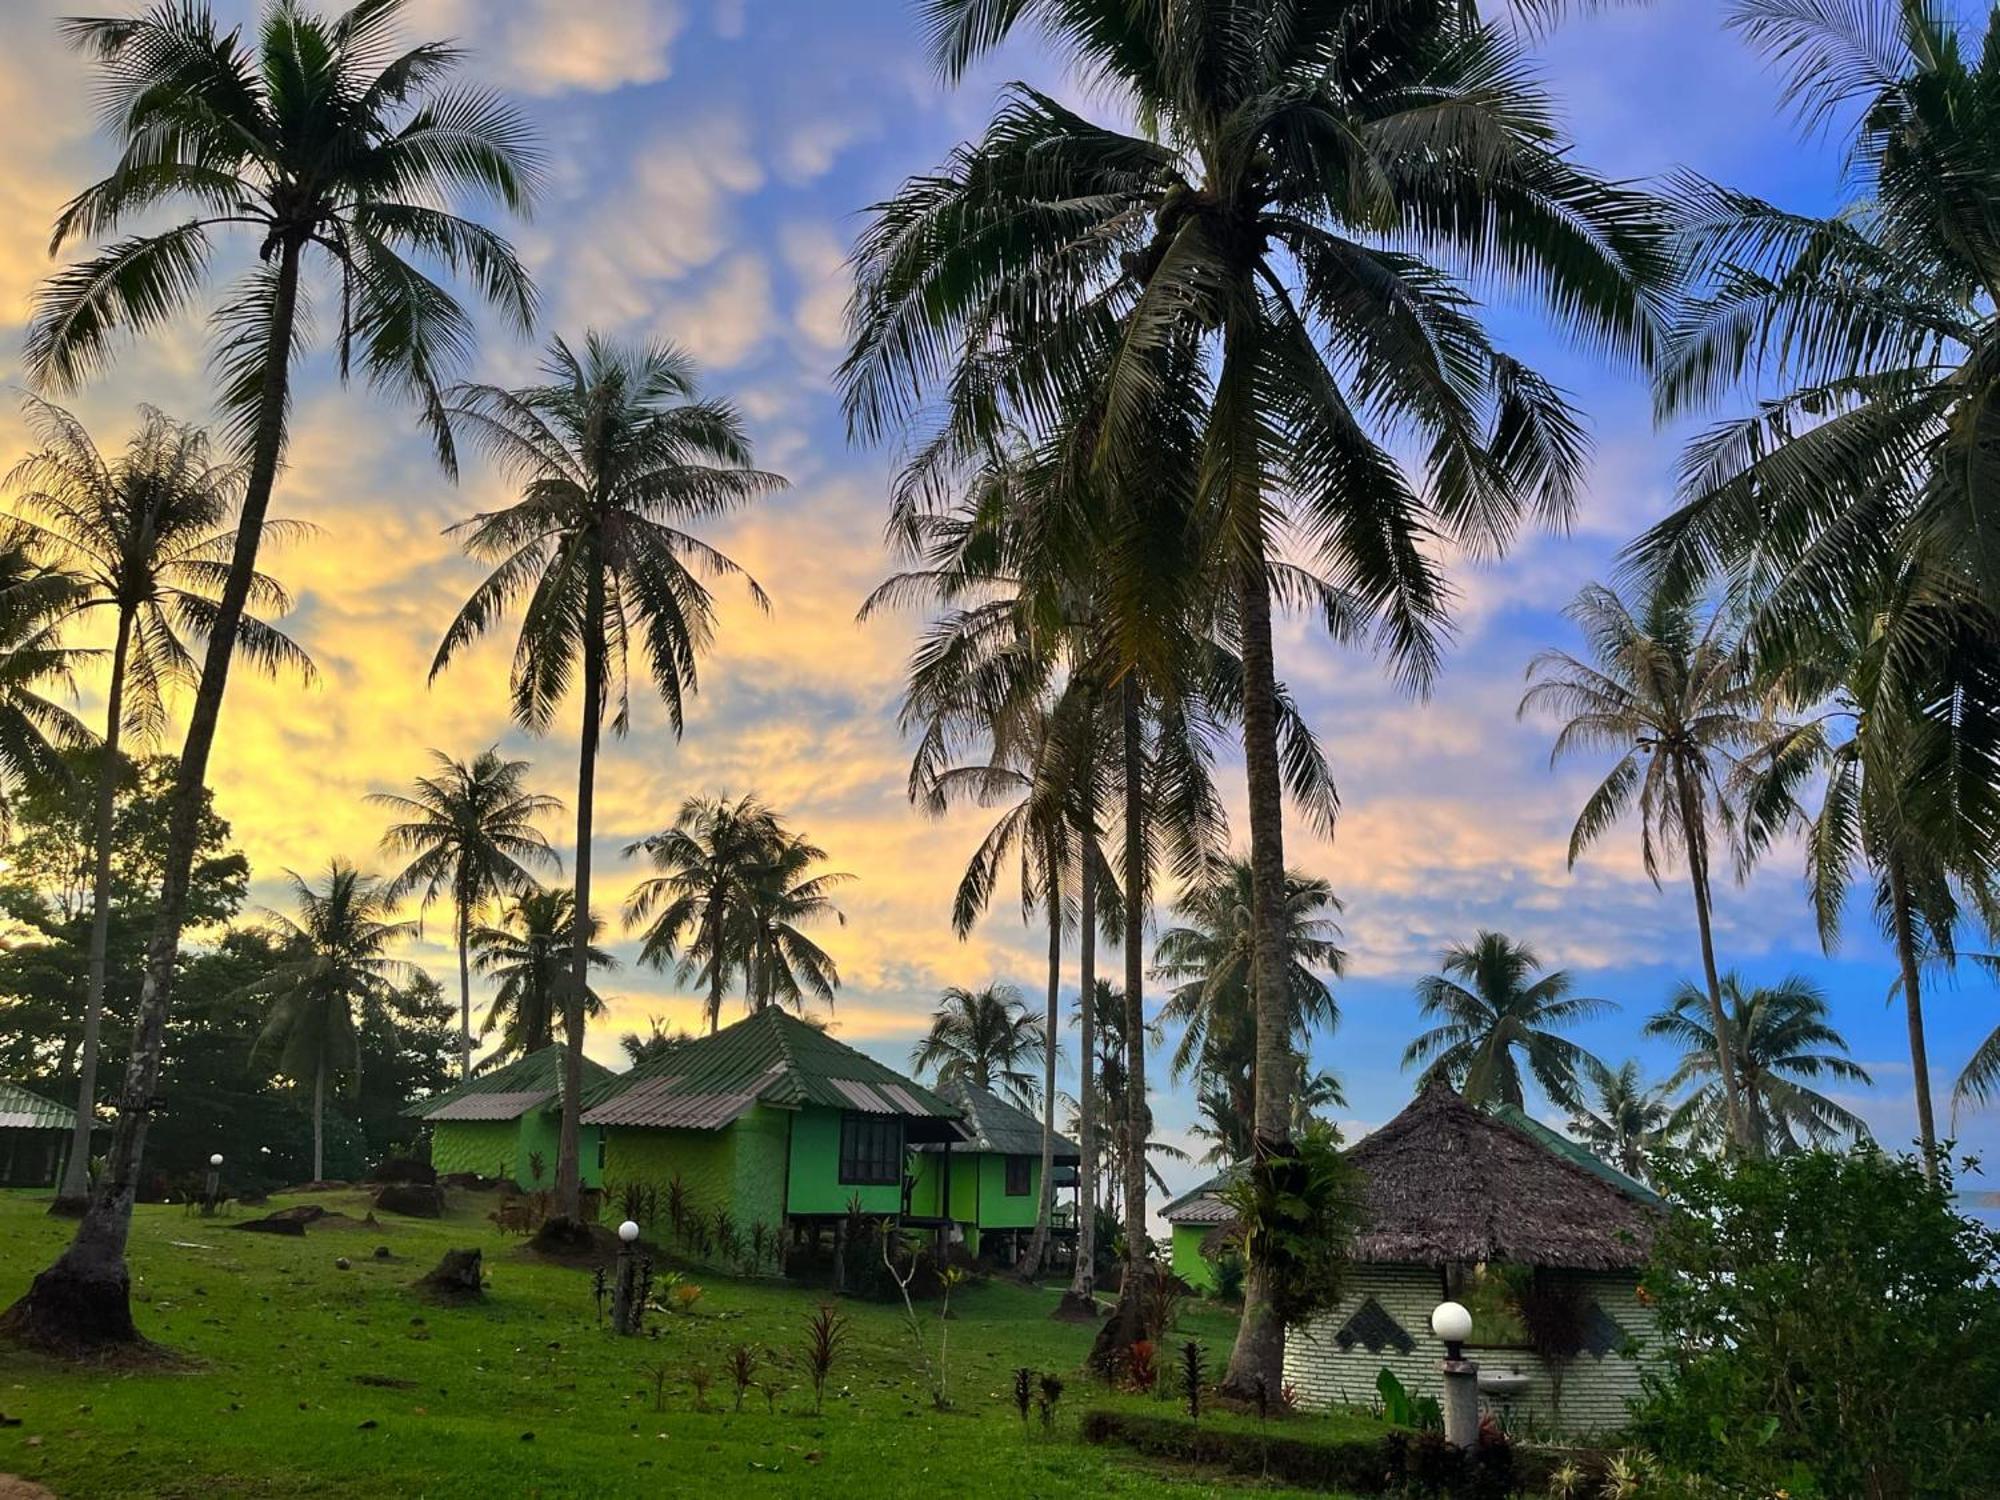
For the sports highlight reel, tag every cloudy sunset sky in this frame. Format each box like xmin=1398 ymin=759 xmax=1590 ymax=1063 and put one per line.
xmin=3 ymin=0 xmax=1994 ymax=1207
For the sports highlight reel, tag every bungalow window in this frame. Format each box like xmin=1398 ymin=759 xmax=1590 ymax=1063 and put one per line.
xmin=1004 ymin=1155 xmax=1032 ymax=1196
xmin=839 ymin=1112 xmax=903 ymax=1185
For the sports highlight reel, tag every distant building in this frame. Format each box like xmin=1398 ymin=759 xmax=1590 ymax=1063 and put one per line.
xmin=908 ymin=1075 xmax=1078 ymax=1262
xmin=1161 ymin=1163 xmax=1244 ymax=1294
xmin=0 ymin=1080 xmax=75 ymax=1189
xmin=406 ymin=1044 xmax=615 ymax=1189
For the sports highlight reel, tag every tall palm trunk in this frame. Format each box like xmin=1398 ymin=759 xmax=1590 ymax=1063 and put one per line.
xmin=1118 ymin=679 xmax=1147 ymax=1273
xmin=1675 ymin=764 xmax=1750 ymax=1154
xmin=1887 ymin=852 xmax=1939 ymax=1179
xmin=456 ymin=897 xmax=473 ymax=1080
xmin=3 ymin=237 xmax=303 ymax=1349
xmin=53 ymin=608 xmax=135 ymax=1210
xmin=1227 ymin=552 xmax=1294 ymax=1394
xmin=552 ymin=560 xmax=604 ymax=1226
xmin=1064 ymin=834 xmax=1099 ymax=1310
xmin=1020 ymin=884 xmax=1062 ymax=1275
xmin=707 ymin=894 xmax=726 ymax=1033
xmin=312 ymin=1054 xmax=326 ymax=1184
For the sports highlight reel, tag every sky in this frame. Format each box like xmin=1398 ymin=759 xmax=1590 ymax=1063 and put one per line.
xmin=1 ymin=0 xmax=1995 ymax=1216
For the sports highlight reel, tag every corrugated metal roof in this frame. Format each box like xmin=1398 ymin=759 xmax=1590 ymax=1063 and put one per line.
xmin=913 ymin=1077 xmax=1078 ymax=1160
xmin=408 ymin=1045 xmax=614 ymax=1122
xmin=0 ymin=1080 xmax=72 ymax=1132
xmin=582 ymin=1008 xmax=960 ymax=1131
xmin=1161 ymin=1163 xmax=1244 ymax=1224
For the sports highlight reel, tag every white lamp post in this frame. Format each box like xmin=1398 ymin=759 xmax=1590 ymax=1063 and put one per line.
xmin=618 ymin=1220 xmax=640 ymax=1243
xmin=611 ymin=1220 xmax=643 ymax=1334
xmin=1432 ymin=1300 xmax=1478 ymax=1450
xmin=202 ymin=1154 xmax=224 ymax=1216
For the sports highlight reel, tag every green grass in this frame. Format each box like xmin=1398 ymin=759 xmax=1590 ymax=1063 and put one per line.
xmin=0 ymin=1189 xmax=1377 ymax=1498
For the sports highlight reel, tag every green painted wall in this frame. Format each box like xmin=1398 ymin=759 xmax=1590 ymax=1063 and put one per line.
xmin=600 ymin=1111 xmax=785 ymax=1246
xmin=785 ymin=1105 xmax=902 ymax=1216
xmin=975 ymin=1152 xmax=1042 ymax=1229
xmin=429 ymin=1114 xmax=602 ymax=1189
xmin=903 ymin=1148 xmax=1044 ymax=1255
xmin=1172 ymin=1223 xmax=1218 ymax=1293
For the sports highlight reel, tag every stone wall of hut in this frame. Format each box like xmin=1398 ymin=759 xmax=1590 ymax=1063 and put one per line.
xmin=1282 ymin=1263 xmax=1661 ymax=1438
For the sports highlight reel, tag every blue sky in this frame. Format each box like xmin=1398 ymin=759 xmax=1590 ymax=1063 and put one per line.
xmin=0 ymin=0 xmax=1993 ymax=1214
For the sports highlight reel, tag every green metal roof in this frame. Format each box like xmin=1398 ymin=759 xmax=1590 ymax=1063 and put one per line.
xmin=916 ymin=1077 xmax=1078 ymax=1160
xmin=1161 ymin=1162 xmax=1244 ymax=1224
xmin=581 ymin=1008 xmax=963 ymax=1140
xmin=406 ymin=1045 xmax=615 ymax=1122
xmin=0 ymin=1079 xmax=74 ymax=1131
xmin=1485 ymin=1102 xmax=1667 ymax=1209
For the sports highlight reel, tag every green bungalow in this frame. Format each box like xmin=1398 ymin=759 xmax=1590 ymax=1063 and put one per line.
xmin=1161 ymin=1163 xmax=1244 ymax=1294
xmin=907 ymin=1076 xmax=1079 ymax=1262
xmin=0 ymin=1080 xmax=74 ymax=1188
xmin=408 ymin=1044 xmax=614 ymax=1189
xmin=580 ymin=1008 xmax=964 ymax=1265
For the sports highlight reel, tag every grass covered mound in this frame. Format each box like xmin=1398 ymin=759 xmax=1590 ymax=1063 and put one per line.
xmin=0 ymin=1188 xmax=1382 ymax=1498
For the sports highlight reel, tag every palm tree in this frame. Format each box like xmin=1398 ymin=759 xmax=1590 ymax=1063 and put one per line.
xmin=373 ymin=748 xmax=560 ymax=1080
xmin=619 ymin=1018 xmax=695 ymax=1068
xmin=1404 ymin=931 xmax=1614 ymax=1112
xmin=0 ymin=544 xmax=94 ymax=819
xmin=844 ymin=0 xmax=1663 ymax=1390
xmin=910 ymin=984 xmax=1046 ymax=1106
xmin=242 ymin=862 xmax=415 ymax=1182
xmin=1646 ymin=974 xmax=1871 ymax=1157
xmin=1568 ymin=1059 xmax=1673 ymax=1183
xmin=432 ymin=333 xmax=782 ymax=1229
xmin=738 ymin=827 xmax=850 ymax=1017
xmin=624 ymin=794 xmax=785 ymax=1033
xmin=1156 ymin=858 xmax=1345 ymax=1146
xmin=472 ymin=889 xmax=614 ymax=1064
xmin=1524 ymin=583 xmax=1777 ymax=1151
xmin=4 ymin=398 xmax=313 ymax=1209
xmin=5 ymin=0 xmax=538 ymax=1350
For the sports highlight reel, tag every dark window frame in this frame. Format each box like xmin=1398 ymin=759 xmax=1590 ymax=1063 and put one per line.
xmin=1004 ymin=1154 xmax=1033 ymax=1197
xmin=839 ymin=1111 xmax=904 ymax=1186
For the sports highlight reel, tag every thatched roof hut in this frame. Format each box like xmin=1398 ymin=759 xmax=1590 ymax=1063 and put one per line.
xmin=1346 ymin=1079 xmax=1657 ymax=1272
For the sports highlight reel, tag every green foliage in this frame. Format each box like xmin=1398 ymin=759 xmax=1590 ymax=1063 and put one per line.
xmin=1636 ymin=1148 xmax=2000 ymax=1497
xmin=1375 ymin=1367 xmax=1442 ymax=1434
xmin=1215 ymin=1121 xmax=1363 ymax=1325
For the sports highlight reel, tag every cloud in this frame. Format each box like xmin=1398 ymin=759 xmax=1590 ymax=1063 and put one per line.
xmin=422 ymin=0 xmax=688 ymax=97
xmin=780 ymin=223 xmax=852 ymax=351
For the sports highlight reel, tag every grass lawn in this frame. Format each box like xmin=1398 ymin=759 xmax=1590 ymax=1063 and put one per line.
xmin=0 ymin=1188 xmax=1377 ymax=1498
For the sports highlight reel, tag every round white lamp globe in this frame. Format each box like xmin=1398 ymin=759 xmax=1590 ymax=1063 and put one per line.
xmin=1431 ymin=1300 xmax=1473 ymax=1345
xmin=209 ymin=1153 xmax=224 ymax=1167
xmin=618 ymin=1220 xmax=640 ymax=1244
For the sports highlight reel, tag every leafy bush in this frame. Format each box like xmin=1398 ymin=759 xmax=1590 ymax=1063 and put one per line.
xmin=1635 ymin=1147 xmax=2000 ymax=1498
xmin=1210 ymin=1247 xmax=1245 ymax=1301
xmin=1216 ymin=1120 xmax=1364 ymax=1323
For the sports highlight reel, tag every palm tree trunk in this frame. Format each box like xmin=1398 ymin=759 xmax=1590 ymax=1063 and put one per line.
xmin=312 ymin=1055 xmax=326 ymax=1185
xmin=551 ymin=561 xmax=605 ymax=1229
xmin=708 ymin=898 xmax=725 ymax=1033
xmin=1676 ymin=765 xmax=1751 ymax=1155
xmin=1887 ymin=853 xmax=1939 ymax=1179
xmin=3 ymin=237 xmax=304 ymax=1350
xmin=1020 ymin=884 xmax=1062 ymax=1276
xmin=1227 ymin=551 xmax=1293 ymax=1395
xmin=457 ymin=899 xmax=473 ymax=1082
xmin=1064 ymin=832 xmax=1099 ymax=1311
xmin=53 ymin=608 xmax=135 ymax=1212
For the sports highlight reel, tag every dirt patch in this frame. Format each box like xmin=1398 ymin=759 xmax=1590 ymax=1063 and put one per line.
xmin=513 ymin=1222 xmax=622 ymax=1270
xmin=0 ymin=1475 xmax=58 ymax=1499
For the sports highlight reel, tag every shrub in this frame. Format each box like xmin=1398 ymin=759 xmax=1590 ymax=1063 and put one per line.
xmin=1124 ymin=1339 xmax=1158 ymax=1393
xmin=1634 ymin=1147 xmax=2000 ymax=1498
xmin=1215 ymin=1120 xmax=1364 ymax=1324
xmin=801 ymin=1302 xmax=847 ymax=1415
xmin=1210 ymin=1248 xmax=1245 ymax=1301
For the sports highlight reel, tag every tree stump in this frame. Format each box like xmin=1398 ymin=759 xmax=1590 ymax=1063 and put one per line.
xmin=414 ymin=1249 xmax=484 ymax=1304
xmin=374 ymin=1183 xmax=445 ymax=1219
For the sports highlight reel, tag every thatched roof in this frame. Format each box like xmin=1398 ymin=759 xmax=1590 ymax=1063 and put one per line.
xmin=1348 ymin=1080 xmax=1656 ymax=1271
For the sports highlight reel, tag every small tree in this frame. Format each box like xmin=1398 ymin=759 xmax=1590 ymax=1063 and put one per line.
xmin=1636 ymin=1148 xmax=2000 ymax=1496
xmin=801 ymin=1303 xmax=846 ymax=1416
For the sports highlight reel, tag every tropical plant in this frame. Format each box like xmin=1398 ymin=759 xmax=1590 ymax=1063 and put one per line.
xmin=910 ymin=984 xmax=1046 ymax=1106
xmin=1213 ymin=1120 xmax=1364 ymax=1325
xmin=1568 ymin=1059 xmax=1673 ymax=1182
xmin=1404 ymin=931 xmax=1613 ymax=1112
xmin=1524 ymin=583 xmax=1779 ymax=1150
xmin=736 ymin=825 xmax=850 ymax=1017
xmin=846 ymin=0 xmax=1664 ymax=1393
xmin=432 ymin=333 xmax=782 ymax=1227
xmin=471 ymin=889 xmax=614 ymax=1063
xmin=1646 ymin=973 xmax=1871 ymax=1157
xmin=0 ymin=545 xmax=93 ymax=825
xmin=241 ymin=862 xmax=415 ymax=1181
xmin=618 ymin=1017 xmax=693 ymax=1068
xmin=1156 ymin=858 xmax=1344 ymax=1152
xmin=3 ymin=399 xmax=311 ymax=1206
xmin=373 ymin=749 xmax=559 ymax=1079
xmin=5 ymin=0 xmax=538 ymax=1350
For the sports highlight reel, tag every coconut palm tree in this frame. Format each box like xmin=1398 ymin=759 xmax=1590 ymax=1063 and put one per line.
xmin=619 ymin=1018 xmax=694 ymax=1068
xmin=242 ymin=862 xmax=415 ymax=1182
xmin=0 ymin=544 xmax=94 ymax=818
xmin=5 ymin=0 xmax=538 ymax=1349
xmin=472 ymin=889 xmax=614 ymax=1064
xmin=4 ymin=398 xmax=313 ymax=1209
xmin=844 ymin=0 xmax=1663 ymax=1389
xmin=623 ymin=795 xmax=786 ymax=1033
xmin=1156 ymin=858 xmax=1345 ymax=1142
xmin=738 ymin=827 xmax=850 ymax=1017
xmin=910 ymin=984 xmax=1046 ymax=1106
xmin=1524 ymin=583 xmax=1778 ymax=1151
xmin=373 ymin=749 xmax=560 ymax=1080
xmin=1647 ymin=974 xmax=1872 ymax=1157
xmin=1405 ymin=931 xmax=1614 ymax=1112
xmin=1568 ymin=1059 xmax=1674 ymax=1183
xmin=432 ymin=333 xmax=782 ymax=1229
